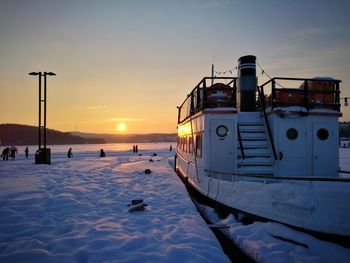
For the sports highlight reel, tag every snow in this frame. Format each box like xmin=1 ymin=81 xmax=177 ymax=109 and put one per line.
xmin=0 ymin=143 xmax=229 ymax=263
xmin=196 ymin=204 xmax=350 ymax=263
xmin=266 ymin=106 xmax=308 ymax=113
xmin=1 ymin=143 xmax=350 ymax=262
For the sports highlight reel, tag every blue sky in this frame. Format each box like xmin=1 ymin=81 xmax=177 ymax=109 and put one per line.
xmin=1 ymin=0 xmax=350 ymax=133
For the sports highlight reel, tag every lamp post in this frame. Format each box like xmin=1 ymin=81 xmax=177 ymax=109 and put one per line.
xmin=29 ymin=71 xmax=56 ymax=164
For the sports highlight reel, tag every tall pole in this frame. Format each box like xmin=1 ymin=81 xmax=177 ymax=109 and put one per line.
xmin=38 ymin=72 xmax=42 ymax=150
xmin=44 ymin=73 xmax=47 ymax=149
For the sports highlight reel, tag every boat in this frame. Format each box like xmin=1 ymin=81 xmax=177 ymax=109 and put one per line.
xmin=175 ymin=55 xmax=350 ymax=236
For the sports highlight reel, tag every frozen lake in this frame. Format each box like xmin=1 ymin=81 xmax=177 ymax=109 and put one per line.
xmin=0 ymin=143 xmax=350 ymax=262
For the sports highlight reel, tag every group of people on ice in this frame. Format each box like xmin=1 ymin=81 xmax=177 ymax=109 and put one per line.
xmin=1 ymin=146 xmax=28 ymax=161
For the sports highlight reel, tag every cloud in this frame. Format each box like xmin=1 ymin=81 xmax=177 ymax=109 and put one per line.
xmin=86 ymin=105 xmax=108 ymax=110
xmin=293 ymin=27 xmax=323 ymax=40
xmin=107 ymin=118 xmax=143 ymax=122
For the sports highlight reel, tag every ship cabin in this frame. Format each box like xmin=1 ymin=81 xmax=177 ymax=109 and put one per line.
xmin=176 ymin=55 xmax=342 ymax=180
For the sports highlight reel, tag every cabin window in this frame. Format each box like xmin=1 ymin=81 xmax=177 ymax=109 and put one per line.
xmin=188 ymin=136 xmax=193 ymax=154
xmin=317 ymin=128 xmax=329 ymax=141
xmin=195 ymin=133 xmax=202 ymax=158
xmin=286 ymin=128 xmax=298 ymax=140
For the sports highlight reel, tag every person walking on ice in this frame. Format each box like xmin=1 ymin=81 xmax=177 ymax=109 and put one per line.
xmin=1 ymin=147 xmax=9 ymax=161
xmin=25 ymin=147 xmax=29 ymax=158
xmin=67 ymin=148 xmax=73 ymax=158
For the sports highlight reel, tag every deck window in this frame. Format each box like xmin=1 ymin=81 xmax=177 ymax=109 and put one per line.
xmin=188 ymin=136 xmax=193 ymax=154
xmin=195 ymin=133 xmax=202 ymax=158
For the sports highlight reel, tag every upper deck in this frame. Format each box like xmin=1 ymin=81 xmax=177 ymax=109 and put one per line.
xmin=178 ymin=76 xmax=342 ymax=124
xmin=177 ymin=77 xmax=237 ymax=124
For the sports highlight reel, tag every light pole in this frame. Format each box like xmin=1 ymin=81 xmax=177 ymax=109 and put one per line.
xmin=29 ymin=71 xmax=56 ymax=164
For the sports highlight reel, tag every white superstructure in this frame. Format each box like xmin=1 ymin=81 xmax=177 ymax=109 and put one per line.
xmin=176 ymin=55 xmax=350 ymax=236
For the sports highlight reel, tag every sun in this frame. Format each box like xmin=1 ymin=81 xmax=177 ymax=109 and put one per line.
xmin=117 ymin=123 xmax=127 ymax=132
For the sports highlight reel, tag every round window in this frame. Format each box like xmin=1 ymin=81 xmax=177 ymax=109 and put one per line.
xmin=216 ymin=125 xmax=229 ymax=137
xmin=286 ymin=128 xmax=298 ymax=140
xmin=317 ymin=128 xmax=329 ymax=141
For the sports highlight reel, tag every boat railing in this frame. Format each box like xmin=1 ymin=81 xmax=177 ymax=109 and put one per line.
xmin=259 ymin=77 xmax=341 ymax=111
xmin=178 ymin=77 xmax=237 ymax=124
xmin=257 ymin=86 xmax=279 ymax=160
xmin=203 ymin=168 xmax=350 ymax=182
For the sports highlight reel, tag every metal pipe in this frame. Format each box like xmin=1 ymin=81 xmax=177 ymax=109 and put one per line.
xmin=44 ymin=73 xmax=47 ymax=149
xmin=38 ymin=72 xmax=42 ymax=150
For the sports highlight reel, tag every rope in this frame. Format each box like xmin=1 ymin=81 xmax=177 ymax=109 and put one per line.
xmin=256 ymin=61 xmax=286 ymax=88
xmin=214 ymin=60 xmax=287 ymax=88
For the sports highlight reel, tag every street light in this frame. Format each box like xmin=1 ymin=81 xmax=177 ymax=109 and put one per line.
xmin=29 ymin=71 xmax=56 ymax=164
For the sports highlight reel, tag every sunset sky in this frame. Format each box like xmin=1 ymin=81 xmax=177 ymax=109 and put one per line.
xmin=1 ymin=0 xmax=350 ymax=134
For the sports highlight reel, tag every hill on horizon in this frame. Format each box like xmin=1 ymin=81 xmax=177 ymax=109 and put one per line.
xmin=71 ymin=131 xmax=177 ymax=143
xmin=0 ymin=124 xmax=105 ymax=146
xmin=0 ymin=124 xmax=177 ymax=146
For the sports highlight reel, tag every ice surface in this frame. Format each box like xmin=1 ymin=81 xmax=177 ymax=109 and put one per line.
xmin=0 ymin=143 xmax=229 ymax=263
xmin=1 ymin=143 xmax=350 ymax=262
xmin=196 ymin=203 xmax=350 ymax=263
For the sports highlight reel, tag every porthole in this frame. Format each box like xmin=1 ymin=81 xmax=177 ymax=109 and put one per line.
xmin=317 ymin=128 xmax=329 ymax=141
xmin=216 ymin=125 xmax=229 ymax=137
xmin=286 ymin=128 xmax=298 ymax=140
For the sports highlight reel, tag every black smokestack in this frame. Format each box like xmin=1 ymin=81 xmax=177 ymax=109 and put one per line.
xmin=237 ymin=55 xmax=257 ymax=112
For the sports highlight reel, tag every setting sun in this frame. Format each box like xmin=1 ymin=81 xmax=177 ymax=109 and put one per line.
xmin=117 ymin=123 xmax=127 ymax=132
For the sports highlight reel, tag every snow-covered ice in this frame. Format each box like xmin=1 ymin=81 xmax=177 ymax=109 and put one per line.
xmin=0 ymin=143 xmax=229 ymax=262
xmin=197 ymin=204 xmax=350 ymax=263
xmin=1 ymin=143 xmax=350 ymax=263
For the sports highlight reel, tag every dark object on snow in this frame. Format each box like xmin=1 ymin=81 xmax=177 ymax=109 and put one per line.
xmin=149 ymin=159 xmax=153 ymax=162
xmin=67 ymin=148 xmax=73 ymax=158
xmin=151 ymin=153 xmax=157 ymax=156
xmin=130 ymin=199 xmax=143 ymax=206
xmin=100 ymin=149 xmax=106 ymax=157
xmin=128 ymin=199 xmax=148 ymax=213
xmin=35 ymin=148 xmax=51 ymax=164
xmin=144 ymin=168 xmax=151 ymax=174
xmin=139 ymin=154 xmax=142 ymax=156
xmin=1 ymin=147 xmax=9 ymax=161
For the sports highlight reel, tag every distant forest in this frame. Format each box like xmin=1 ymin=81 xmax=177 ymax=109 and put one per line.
xmin=0 ymin=124 xmax=177 ymax=146
xmin=0 ymin=124 xmax=105 ymax=146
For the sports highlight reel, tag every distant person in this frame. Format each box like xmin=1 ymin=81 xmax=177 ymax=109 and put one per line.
xmin=135 ymin=145 xmax=138 ymax=153
xmin=132 ymin=145 xmax=136 ymax=153
xmin=1 ymin=147 xmax=9 ymax=161
xmin=25 ymin=147 xmax=29 ymax=158
xmin=67 ymin=148 xmax=73 ymax=158
xmin=10 ymin=145 xmax=18 ymax=160
xmin=100 ymin=149 xmax=106 ymax=157
xmin=169 ymin=144 xmax=172 ymax=151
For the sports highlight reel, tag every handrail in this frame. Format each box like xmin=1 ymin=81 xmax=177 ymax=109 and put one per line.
xmin=203 ymin=168 xmax=350 ymax=182
xmin=260 ymin=77 xmax=341 ymax=88
xmin=257 ymin=86 xmax=278 ymax=160
xmin=260 ymin=77 xmax=341 ymax=112
xmin=178 ymin=76 xmax=238 ymax=124
xmin=237 ymin=124 xmax=245 ymax=159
